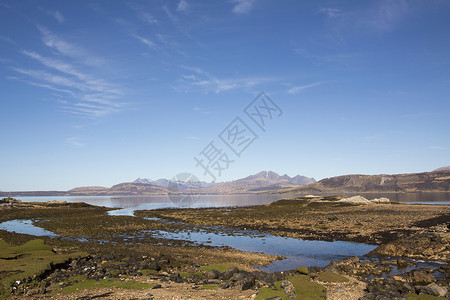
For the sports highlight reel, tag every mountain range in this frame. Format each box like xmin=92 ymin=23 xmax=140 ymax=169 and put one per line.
xmin=276 ymin=168 xmax=450 ymax=194
xmin=1 ymin=168 xmax=449 ymax=196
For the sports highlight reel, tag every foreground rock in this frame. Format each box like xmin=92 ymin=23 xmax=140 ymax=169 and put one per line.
xmin=370 ymin=223 xmax=450 ymax=262
xmin=318 ymin=256 xmax=450 ymax=299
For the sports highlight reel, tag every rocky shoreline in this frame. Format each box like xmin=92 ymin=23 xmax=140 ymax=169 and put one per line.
xmin=1 ymin=196 xmax=450 ymax=299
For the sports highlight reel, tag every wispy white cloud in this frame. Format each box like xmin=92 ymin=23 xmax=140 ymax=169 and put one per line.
xmin=318 ymin=0 xmax=410 ymax=32
xmin=373 ymin=0 xmax=409 ymax=30
xmin=66 ymin=137 xmax=84 ymax=148
xmin=162 ymin=5 xmax=178 ymax=23
xmin=38 ymin=26 xmax=81 ymax=57
xmin=186 ymin=135 xmax=200 ymax=140
xmin=193 ymin=106 xmax=211 ymax=114
xmin=363 ymin=135 xmax=380 ymax=141
xmin=48 ymin=10 xmax=64 ymax=23
xmin=37 ymin=26 xmax=104 ymax=66
xmin=428 ymin=145 xmax=444 ymax=150
xmin=332 ymin=0 xmax=410 ymax=32
xmin=177 ymin=66 xmax=272 ymax=94
xmin=139 ymin=12 xmax=158 ymax=24
xmin=177 ymin=0 xmax=189 ymax=12
xmin=11 ymin=28 xmax=125 ymax=119
xmin=317 ymin=8 xmax=341 ymax=18
xmin=293 ymin=48 xmax=357 ymax=64
xmin=134 ymin=35 xmax=156 ymax=49
xmin=0 ymin=35 xmax=18 ymax=46
xmin=287 ymin=82 xmax=324 ymax=95
xmin=231 ymin=0 xmax=257 ymax=14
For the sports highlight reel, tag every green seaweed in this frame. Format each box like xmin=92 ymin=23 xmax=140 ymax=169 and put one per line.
xmin=256 ymin=274 xmax=326 ymax=300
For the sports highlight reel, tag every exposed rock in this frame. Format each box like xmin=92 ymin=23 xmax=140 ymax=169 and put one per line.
xmin=231 ymin=272 xmax=246 ymax=281
xmin=370 ymin=225 xmax=450 ymax=262
xmin=222 ymin=267 xmax=239 ymax=280
xmin=371 ymin=197 xmax=390 ymax=203
xmin=397 ymin=269 xmax=436 ymax=285
xmin=148 ymin=261 xmax=161 ymax=271
xmin=232 ymin=277 xmax=255 ymax=291
xmin=280 ymin=280 xmax=296 ymax=299
xmin=206 ymin=269 xmax=220 ymax=280
xmin=338 ymin=196 xmax=371 ymax=204
xmin=418 ymin=282 xmax=447 ymax=297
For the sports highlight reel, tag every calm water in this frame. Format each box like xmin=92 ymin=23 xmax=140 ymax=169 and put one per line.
xmin=9 ymin=194 xmax=292 ymax=216
xmin=10 ymin=192 xmax=450 ymax=216
xmin=147 ymin=227 xmax=377 ymax=272
xmin=0 ymin=219 xmax=58 ymax=237
xmin=0 ymin=218 xmax=376 ymax=272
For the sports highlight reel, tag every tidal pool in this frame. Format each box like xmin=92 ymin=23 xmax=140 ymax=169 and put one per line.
xmin=0 ymin=219 xmax=58 ymax=237
xmin=142 ymin=226 xmax=377 ymax=272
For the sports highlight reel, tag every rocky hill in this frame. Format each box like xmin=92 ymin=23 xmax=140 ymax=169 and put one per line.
xmin=134 ymin=178 xmax=218 ymax=190
xmin=279 ymin=170 xmax=450 ymax=194
xmin=68 ymin=183 xmax=175 ymax=196
xmin=199 ymin=171 xmax=316 ymax=194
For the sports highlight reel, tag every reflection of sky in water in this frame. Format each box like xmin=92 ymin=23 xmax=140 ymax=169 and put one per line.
xmin=146 ymin=227 xmax=377 ymax=272
xmin=0 ymin=219 xmax=58 ymax=237
xmin=9 ymin=194 xmax=291 ymax=216
xmin=0 ymin=218 xmax=444 ymax=274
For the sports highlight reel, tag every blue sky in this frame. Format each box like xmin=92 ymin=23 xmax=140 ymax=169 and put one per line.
xmin=1 ymin=0 xmax=449 ymax=191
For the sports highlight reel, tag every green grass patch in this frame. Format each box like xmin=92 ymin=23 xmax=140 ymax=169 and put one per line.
xmin=315 ymin=272 xmax=349 ymax=283
xmin=407 ymin=294 xmax=446 ymax=300
xmin=0 ymin=240 xmax=18 ymax=259
xmin=199 ymin=264 xmax=234 ymax=273
xmin=179 ymin=271 xmax=204 ymax=278
xmin=256 ymin=274 xmax=326 ymax=300
xmin=139 ymin=269 xmax=158 ymax=276
xmin=58 ymin=276 xmax=155 ymax=294
xmin=199 ymin=284 xmax=219 ymax=290
xmin=0 ymin=239 xmax=87 ymax=296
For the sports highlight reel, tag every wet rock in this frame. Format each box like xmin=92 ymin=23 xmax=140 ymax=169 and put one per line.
xmin=280 ymin=280 xmax=296 ymax=299
xmin=232 ymin=277 xmax=255 ymax=291
xmin=370 ymin=225 xmax=450 ymax=261
xmin=396 ymin=259 xmax=408 ymax=268
xmin=365 ymin=277 xmax=412 ymax=299
xmin=418 ymin=283 xmax=447 ymax=297
xmin=222 ymin=267 xmax=239 ymax=280
xmin=207 ymin=279 xmax=221 ymax=284
xmin=231 ymin=272 xmax=246 ymax=281
xmin=149 ymin=261 xmax=161 ymax=271
xmin=169 ymin=273 xmax=183 ymax=283
xmin=404 ymin=269 xmax=436 ymax=285
xmin=206 ymin=269 xmax=220 ymax=280
xmin=402 ymin=283 xmax=415 ymax=294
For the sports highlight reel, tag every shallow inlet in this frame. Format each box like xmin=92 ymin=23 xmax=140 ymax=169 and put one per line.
xmin=0 ymin=219 xmax=58 ymax=237
xmin=143 ymin=226 xmax=377 ymax=272
xmin=0 ymin=218 xmax=376 ymax=272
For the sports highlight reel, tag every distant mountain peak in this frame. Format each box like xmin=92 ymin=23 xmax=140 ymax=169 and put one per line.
xmin=131 ymin=171 xmax=315 ymax=194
